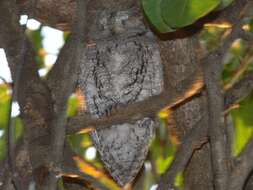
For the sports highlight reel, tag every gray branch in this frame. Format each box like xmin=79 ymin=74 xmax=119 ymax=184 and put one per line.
xmin=45 ymin=0 xmax=88 ymax=189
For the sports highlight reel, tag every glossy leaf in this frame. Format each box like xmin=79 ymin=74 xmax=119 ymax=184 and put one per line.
xmin=142 ymin=0 xmax=174 ymax=33
xmin=161 ymin=0 xmax=220 ymax=28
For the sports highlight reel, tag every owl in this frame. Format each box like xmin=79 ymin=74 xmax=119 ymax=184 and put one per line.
xmin=78 ymin=9 xmax=163 ymax=186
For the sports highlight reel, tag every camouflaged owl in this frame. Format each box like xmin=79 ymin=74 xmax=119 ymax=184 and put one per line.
xmin=78 ymin=9 xmax=163 ymax=186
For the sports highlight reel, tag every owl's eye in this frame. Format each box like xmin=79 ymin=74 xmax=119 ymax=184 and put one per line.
xmin=100 ymin=19 xmax=107 ymax=29
xmin=114 ymin=12 xmax=129 ymax=25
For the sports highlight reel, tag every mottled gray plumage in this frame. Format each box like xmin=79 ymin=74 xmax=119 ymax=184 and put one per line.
xmin=78 ymin=10 xmax=163 ymax=186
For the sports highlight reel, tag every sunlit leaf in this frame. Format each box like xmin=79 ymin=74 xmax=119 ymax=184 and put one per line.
xmin=156 ymin=156 xmax=174 ymax=174
xmin=150 ymin=120 xmax=177 ymax=175
xmin=161 ymin=0 xmax=220 ymax=28
xmin=0 ymin=85 xmax=10 ymax=128
xmin=74 ymin=156 xmax=121 ymax=190
xmin=81 ymin=134 xmax=93 ymax=148
xmin=0 ymin=84 xmax=10 ymax=160
xmin=142 ymin=0 xmax=174 ymax=33
xmin=158 ymin=109 xmax=171 ymax=120
xmin=231 ymin=94 xmax=253 ymax=156
xmin=174 ymin=172 xmax=184 ymax=188
xmin=68 ymin=133 xmax=87 ymax=155
xmin=0 ymin=85 xmax=24 ymax=160
xmin=64 ymin=32 xmax=71 ymax=41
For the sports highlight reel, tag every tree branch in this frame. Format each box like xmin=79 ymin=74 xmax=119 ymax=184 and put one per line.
xmin=210 ymin=0 xmax=253 ymax=60
xmin=224 ymin=45 xmax=253 ymax=90
xmin=225 ymin=70 xmax=253 ymax=109
xmin=203 ymin=52 xmax=228 ymax=190
xmin=200 ymin=1 xmax=252 ymax=189
xmin=67 ymin=67 xmax=203 ymax=134
xmin=228 ymin=137 xmax=253 ymax=190
xmin=45 ymin=0 xmax=88 ymax=189
xmin=157 ymin=116 xmax=208 ymax=190
xmin=0 ymin=1 xmax=43 ymax=189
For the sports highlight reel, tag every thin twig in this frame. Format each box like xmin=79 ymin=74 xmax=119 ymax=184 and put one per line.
xmin=224 ymin=45 xmax=253 ymax=90
xmin=0 ymin=76 xmax=8 ymax=84
xmin=225 ymin=70 xmax=253 ymax=109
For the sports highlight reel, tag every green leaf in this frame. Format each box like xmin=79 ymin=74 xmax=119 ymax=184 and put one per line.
xmin=174 ymin=172 xmax=184 ymax=188
xmin=0 ymin=85 xmax=24 ymax=160
xmin=0 ymin=85 xmax=10 ymax=160
xmin=156 ymin=156 xmax=174 ymax=174
xmin=0 ymin=85 xmax=10 ymax=129
xmin=67 ymin=94 xmax=78 ymax=117
xmin=0 ymin=137 xmax=6 ymax=160
xmin=249 ymin=18 xmax=253 ymax=33
xmin=27 ymin=28 xmax=45 ymax=69
xmin=161 ymin=0 xmax=220 ymax=28
xmin=232 ymin=94 xmax=253 ymax=156
xmin=13 ymin=117 xmax=24 ymax=142
xmin=142 ymin=0 xmax=175 ymax=33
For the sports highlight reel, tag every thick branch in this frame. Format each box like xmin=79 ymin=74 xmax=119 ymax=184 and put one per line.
xmin=45 ymin=0 xmax=88 ymax=189
xmin=0 ymin=0 xmax=50 ymax=189
xmin=203 ymin=53 xmax=228 ymax=190
xmin=17 ymin=0 xmax=138 ymax=31
xmin=67 ymin=68 xmax=203 ymax=134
